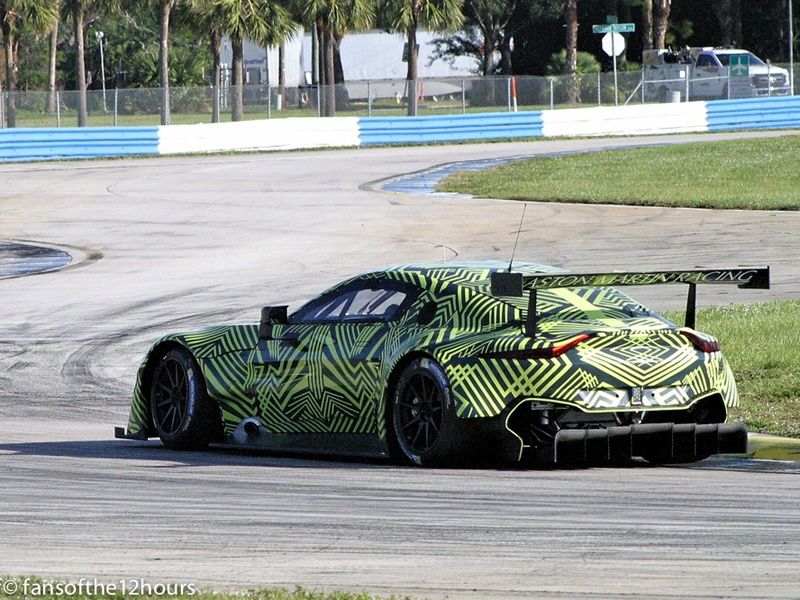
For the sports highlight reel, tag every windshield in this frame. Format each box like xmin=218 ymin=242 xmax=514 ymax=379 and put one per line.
xmin=717 ymin=52 xmax=766 ymax=67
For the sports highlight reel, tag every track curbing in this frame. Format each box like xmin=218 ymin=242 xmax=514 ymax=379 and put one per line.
xmin=747 ymin=433 xmax=800 ymax=461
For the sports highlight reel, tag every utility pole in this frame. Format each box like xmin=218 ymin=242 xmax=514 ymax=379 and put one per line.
xmin=95 ymin=30 xmax=107 ymax=112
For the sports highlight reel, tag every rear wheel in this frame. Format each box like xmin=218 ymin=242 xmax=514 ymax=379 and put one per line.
xmin=390 ymin=358 xmax=465 ymax=466
xmin=150 ymin=348 xmax=220 ymax=450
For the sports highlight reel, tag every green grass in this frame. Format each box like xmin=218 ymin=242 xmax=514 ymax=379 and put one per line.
xmin=0 ymin=577 xmax=417 ymax=600
xmin=438 ymin=136 xmax=800 ymax=210
xmin=665 ymin=300 xmax=800 ymax=437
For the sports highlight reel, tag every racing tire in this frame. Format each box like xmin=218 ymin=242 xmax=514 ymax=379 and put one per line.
xmin=390 ymin=358 xmax=467 ymax=466
xmin=150 ymin=348 xmax=221 ymax=450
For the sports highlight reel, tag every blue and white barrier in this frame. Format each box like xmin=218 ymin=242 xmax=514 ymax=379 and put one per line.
xmin=706 ymin=96 xmax=800 ymax=131
xmin=0 ymin=126 xmax=159 ymax=162
xmin=359 ymin=112 xmax=543 ymax=145
xmin=157 ymin=117 xmax=360 ymax=155
xmin=0 ymin=96 xmax=797 ymax=163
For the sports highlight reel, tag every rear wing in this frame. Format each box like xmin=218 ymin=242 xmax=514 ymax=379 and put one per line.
xmin=490 ymin=267 xmax=770 ymax=335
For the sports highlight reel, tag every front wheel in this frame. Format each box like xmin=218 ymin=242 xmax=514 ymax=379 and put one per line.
xmin=150 ymin=348 xmax=221 ymax=450
xmin=390 ymin=358 xmax=466 ymax=466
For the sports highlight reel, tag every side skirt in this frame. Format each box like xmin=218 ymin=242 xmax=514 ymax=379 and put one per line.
xmin=215 ymin=431 xmax=388 ymax=459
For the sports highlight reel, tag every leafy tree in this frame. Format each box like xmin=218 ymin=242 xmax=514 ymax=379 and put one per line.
xmin=466 ymin=0 xmax=518 ymax=75
xmin=384 ymin=0 xmax=463 ymax=116
xmin=1 ymin=0 xmax=58 ymax=126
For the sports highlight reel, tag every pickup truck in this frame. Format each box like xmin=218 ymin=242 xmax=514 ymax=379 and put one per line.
xmin=643 ymin=47 xmax=791 ymax=101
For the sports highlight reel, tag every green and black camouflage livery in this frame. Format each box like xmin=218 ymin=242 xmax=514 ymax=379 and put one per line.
xmin=121 ymin=261 xmax=762 ymax=462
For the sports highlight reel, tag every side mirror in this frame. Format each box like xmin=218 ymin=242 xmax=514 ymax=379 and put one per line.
xmin=259 ymin=305 xmax=289 ymax=340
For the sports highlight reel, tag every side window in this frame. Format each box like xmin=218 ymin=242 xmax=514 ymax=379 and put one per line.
xmin=696 ymin=54 xmax=711 ymax=67
xmin=292 ymin=282 xmax=415 ymax=323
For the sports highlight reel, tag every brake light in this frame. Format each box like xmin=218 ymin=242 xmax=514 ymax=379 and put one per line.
xmin=680 ymin=330 xmax=720 ymax=353
xmin=482 ymin=334 xmax=591 ymax=360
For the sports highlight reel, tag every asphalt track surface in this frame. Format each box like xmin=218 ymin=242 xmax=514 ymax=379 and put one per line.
xmin=1 ymin=131 xmax=800 ymax=599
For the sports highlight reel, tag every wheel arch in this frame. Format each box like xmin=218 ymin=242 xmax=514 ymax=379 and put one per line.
xmin=381 ymin=351 xmax=438 ymax=450
xmin=136 ymin=340 xmax=197 ymax=435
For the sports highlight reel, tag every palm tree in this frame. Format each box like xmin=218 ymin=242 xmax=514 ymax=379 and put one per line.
xmin=641 ymin=0 xmax=653 ymax=51
xmin=302 ymin=0 xmax=374 ymax=116
xmin=46 ymin=14 xmax=59 ymax=113
xmin=159 ymin=0 xmax=175 ymax=125
xmin=1 ymin=0 xmax=59 ymax=127
xmin=212 ymin=0 xmax=295 ymax=121
xmin=186 ymin=0 xmax=224 ymax=122
xmin=562 ymin=0 xmax=578 ymax=103
xmin=385 ymin=0 xmax=463 ymax=116
xmin=63 ymin=0 xmax=118 ymax=126
xmin=653 ymin=0 xmax=670 ymax=49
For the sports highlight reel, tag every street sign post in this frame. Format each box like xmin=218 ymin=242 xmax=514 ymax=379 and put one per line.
xmin=593 ymin=23 xmax=634 ymax=105
xmin=592 ymin=23 xmax=636 ymax=34
xmin=729 ymin=53 xmax=751 ymax=100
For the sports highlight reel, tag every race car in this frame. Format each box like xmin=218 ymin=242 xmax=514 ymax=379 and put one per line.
xmin=116 ymin=261 xmax=769 ymax=466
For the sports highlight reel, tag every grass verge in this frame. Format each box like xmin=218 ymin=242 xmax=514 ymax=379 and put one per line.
xmin=438 ymin=135 xmax=800 ymax=210
xmin=666 ymin=300 xmax=800 ymax=437
xmin=0 ymin=577 xmax=415 ymax=600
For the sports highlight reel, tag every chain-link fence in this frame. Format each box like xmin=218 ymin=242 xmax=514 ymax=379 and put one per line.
xmin=1 ymin=66 xmax=797 ymax=128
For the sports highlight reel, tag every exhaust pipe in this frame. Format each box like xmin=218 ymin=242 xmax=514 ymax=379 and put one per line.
xmin=243 ymin=420 xmax=261 ymax=437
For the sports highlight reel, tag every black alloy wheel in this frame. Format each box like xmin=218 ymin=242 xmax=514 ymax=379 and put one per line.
xmin=391 ymin=358 xmax=468 ymax=466
xmin=396 ymin=371 xmax=444 ymax=455
xmin=152 ymin=355 xmax=189 ymax=436
xmin=149 ymin=348 xmax=220 ymax=450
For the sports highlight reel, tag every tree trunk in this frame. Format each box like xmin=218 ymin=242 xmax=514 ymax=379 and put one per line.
xmin=231 ymin=35 xmax=244 ymax=121
xmin=311 ymin=21 xmax=319 ymax=85
xmin=1 ymin=16 xmax=16 ymax=127
xmin=73 ymin=1 xmax=88 ymax=126
xmin=211 ymin=29 xmax=221 ymax=123
xmin=653 ymin=0 xmax=671 ymax=50
xmin=159 ymin=0 xmax=173 ymax=125
xmin=718 ymin=0 xmax=732 ymax=47
xmin=564 ymin=0 xmax=578 ymax=104
xmin=500 ymin=35 xmax=513 ymax=75
xmin=731 ymin=0 xmax=742 ymax=46
xmin=47 ymin=23 xmax=58 ymax=113
xmin=642 ymin=0 xmax=653 ymax=51
xmin=480 ymin=25 xmax=493 ymax=76
xmin=406 ymin=20 xmax=418 ymax=116
xmin=323 ymin=28 xmax=335 ymax=116
xmin=278 ymin=42 xmax=285 ymax=110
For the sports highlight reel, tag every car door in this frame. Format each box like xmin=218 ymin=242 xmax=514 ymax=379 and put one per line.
xmin=288 ymin=280 xmax=418 ymax=433
xmin=692 ymin=53 xmax=722 ymax=98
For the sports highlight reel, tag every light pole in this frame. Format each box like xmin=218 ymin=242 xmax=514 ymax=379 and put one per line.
xmin=790 ymin=0 xmax=795 ymax=94
xmin=95 ymin=30 xmax=107 ymax=112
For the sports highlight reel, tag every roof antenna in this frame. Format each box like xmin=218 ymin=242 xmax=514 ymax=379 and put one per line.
xmin=508 ymin=203 xmax=527 ymax=272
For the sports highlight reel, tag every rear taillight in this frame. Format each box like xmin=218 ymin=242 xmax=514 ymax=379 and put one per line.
xmin=482 ymin=334 xmax=591 ymax=360
xmin=681 ymin=330 xmax=720 ymax=353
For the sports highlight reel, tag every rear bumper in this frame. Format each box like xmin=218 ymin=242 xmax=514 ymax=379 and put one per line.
xmin=541 ymin=422 xmax=747 ymax=465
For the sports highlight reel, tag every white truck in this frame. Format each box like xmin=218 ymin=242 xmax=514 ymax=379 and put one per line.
xmin=643 ymin=47 xmax=791 ymax=101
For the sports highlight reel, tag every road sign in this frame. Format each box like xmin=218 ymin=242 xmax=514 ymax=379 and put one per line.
xmin=730 ymin=54 xmax=750 ymax=77
xmin=592 ymin=23 xmax=635 ymax=34
xmin=602 ymin=32 xmax=626 ymax=57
